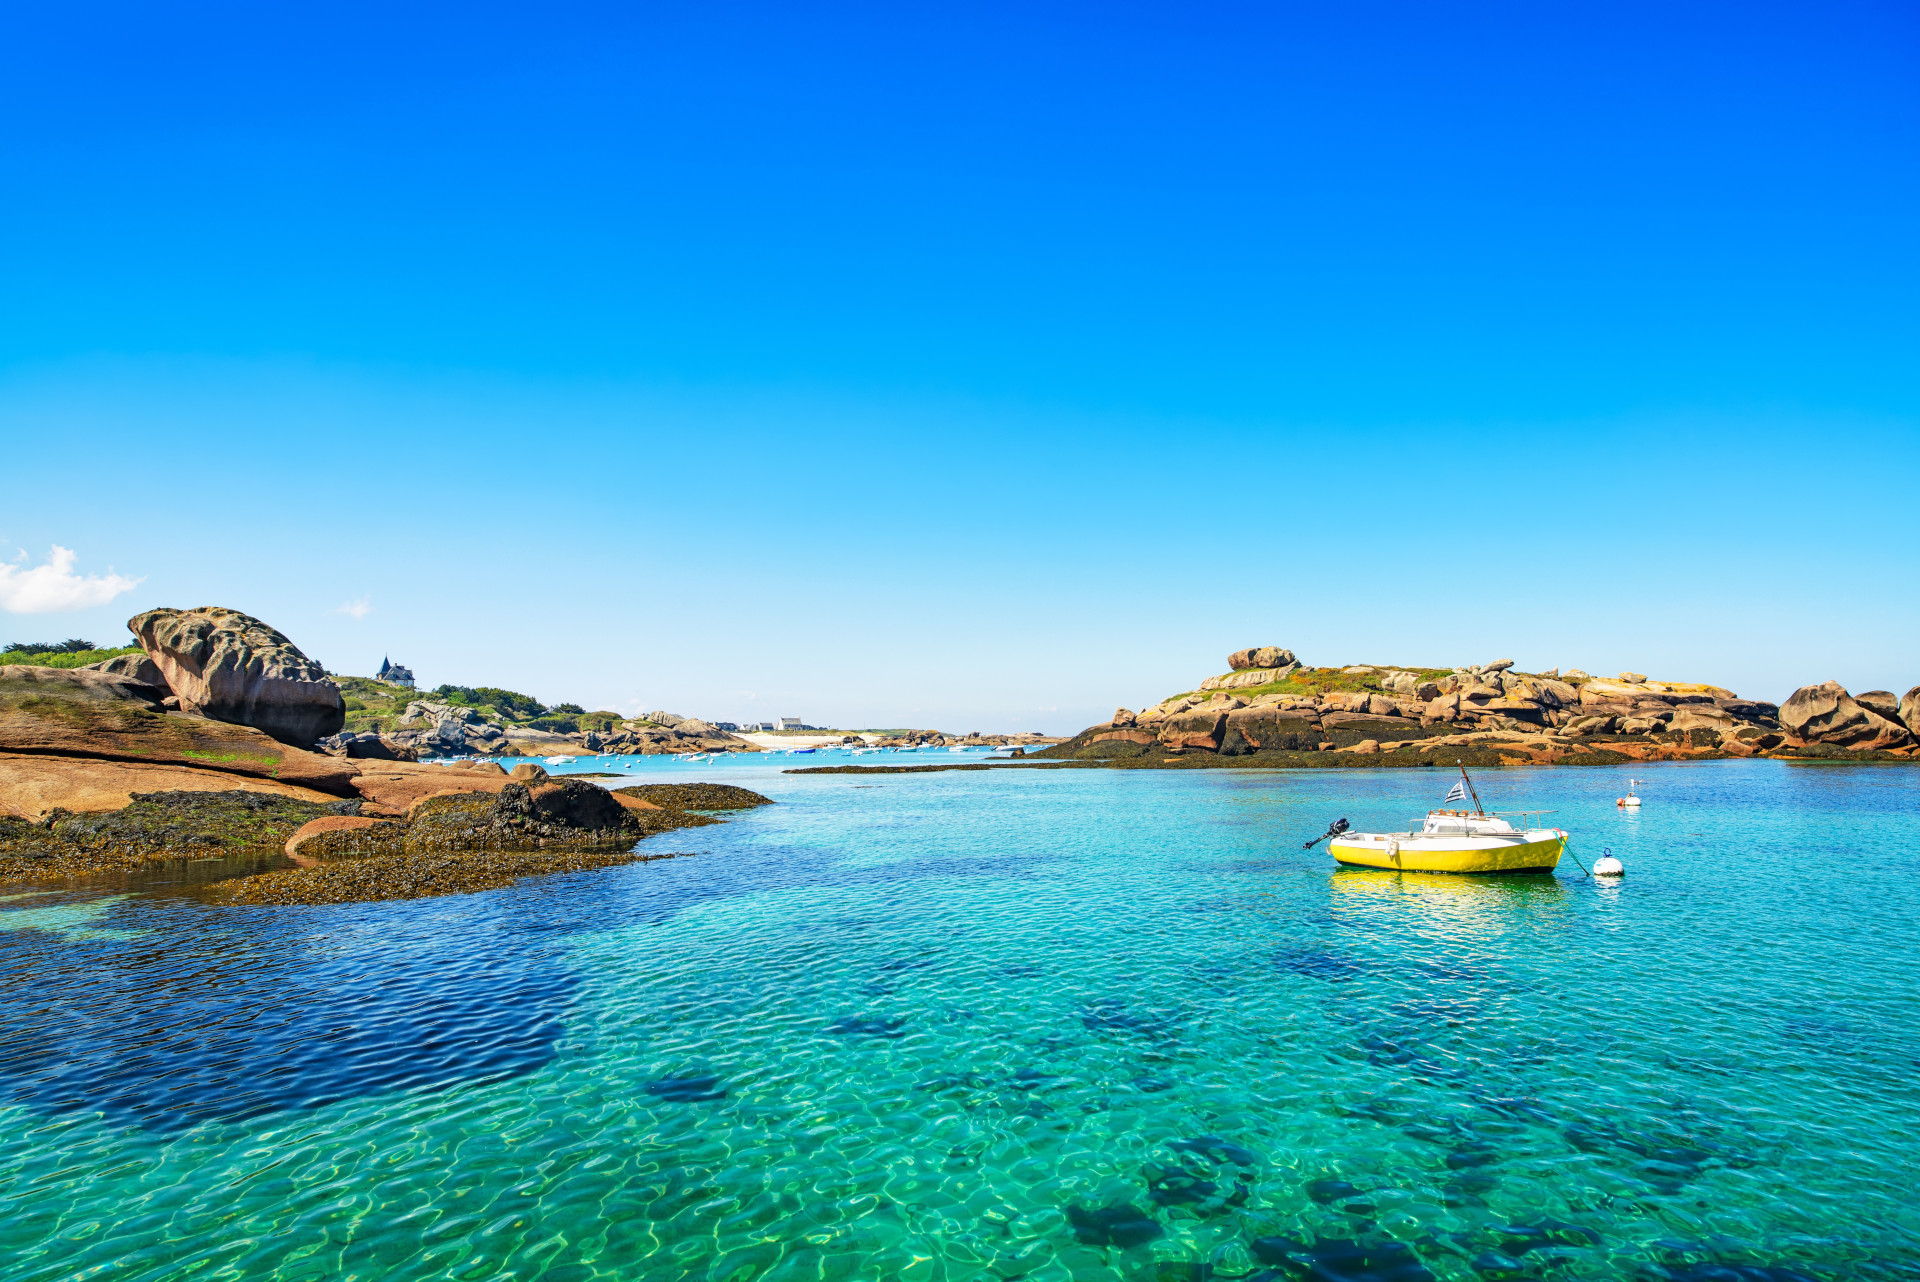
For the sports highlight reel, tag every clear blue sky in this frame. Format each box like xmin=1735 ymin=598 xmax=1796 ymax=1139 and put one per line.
xmin=3 ymin=2 xmax=1915 ymax=730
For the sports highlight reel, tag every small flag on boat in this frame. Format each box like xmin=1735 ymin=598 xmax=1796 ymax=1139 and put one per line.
xmin=1444 ymin=780 xmax=1468 ymax=802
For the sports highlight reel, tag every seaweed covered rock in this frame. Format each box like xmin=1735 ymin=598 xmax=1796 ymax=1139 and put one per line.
xmin=284 ymin=814 xmax=394 ymax=859
xmin=406 ymin=781 xmax=644 ymax=852
xmin=613 ymin=783 xmax=775 ymax=812
xmin=1222 ymin=707 xmax=1321 ymax=753
xmin=129 ymin=606 xmax=345 ymax=747
xmin=0 ymin=789 xmax=349 ymax=879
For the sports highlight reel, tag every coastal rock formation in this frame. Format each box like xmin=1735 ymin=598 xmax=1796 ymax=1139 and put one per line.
xmin=0 ymin=665 xmax=359 ymax=795
xmin=1202 ymin=646 xmax=1300 ymax=691
xmin=316 ymin=731 xmax=421 ymax=761
xmin=82 ymin=651 xmax=169 ymax=690
xmin=346 ymin=759 xmax=518 ymax=815
xmin=1779 ymin=681 xmax=1913 ymax=751
xmin=1040 ymin=646 xmax=1892 ymax=767
xmin=592 ymin=723 xmax=753 ymax=755
xmin=1903 ymin=686 xmax=1920 ymax=736
xmin=0 ymin=753 xmax=340 ymax=823
xmin=129 ymin=607 xmax=345 ymax=746
xmin=285 ymin=815 xmax=392 ymax=860
xmin=1856 ymin=690 xmax=1901 ymax=721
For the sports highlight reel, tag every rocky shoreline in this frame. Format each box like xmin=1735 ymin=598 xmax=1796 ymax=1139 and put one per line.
xmin=1033 ymin=648 xmax=1919 ymax=769
xmin=0 ymin=606 xmax=774 ymax=901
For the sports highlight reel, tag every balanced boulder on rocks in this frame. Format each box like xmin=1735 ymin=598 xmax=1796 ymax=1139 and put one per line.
xmin=129 ymin=607 xmax=345 ymax=747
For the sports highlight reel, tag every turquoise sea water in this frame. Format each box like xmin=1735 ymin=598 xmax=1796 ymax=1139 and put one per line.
xmin=2 ymin=758 xmax=1917 ymax=1281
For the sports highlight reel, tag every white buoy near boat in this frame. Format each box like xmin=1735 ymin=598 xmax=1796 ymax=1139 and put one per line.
xmin=1593 ymin=846 xmax=1625 ymax=877
xmin=1617 ymin=778 xmax=1643 ymax=808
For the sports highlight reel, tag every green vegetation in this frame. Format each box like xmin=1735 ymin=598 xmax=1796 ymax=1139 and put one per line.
xmin=334 ymin=675 xmax=625 ymax=738
xmin=332 ymin=676 xmax=416 ymax=734
xmin=1168 ymin=665 xmax=1466 ymax=706
xmin=434 ymin=684 xmax=547 ymax=719
xmin=0 ymin=642 xmax=143 ymax=669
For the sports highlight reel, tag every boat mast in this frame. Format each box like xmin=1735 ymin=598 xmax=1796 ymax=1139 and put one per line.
xmin=1459 ymin=764 xmax=1486 ymax=816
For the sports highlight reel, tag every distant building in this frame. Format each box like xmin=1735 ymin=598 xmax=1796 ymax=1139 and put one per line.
xmin=376 ymin=656 xmax=416 ymax=689
xmin=712 ymin=721 xmax=739 ymax=732
xmin=777 ymin=716 xmax=804 ymax=731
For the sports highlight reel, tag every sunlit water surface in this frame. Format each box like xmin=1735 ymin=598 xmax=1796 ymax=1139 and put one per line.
xmin=2 ymin=758 xmax=1916 ymax=1281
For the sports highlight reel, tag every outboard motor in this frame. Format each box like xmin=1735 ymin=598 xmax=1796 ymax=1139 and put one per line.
xmin=1303 ymin=818 xmax=1350 ymax=849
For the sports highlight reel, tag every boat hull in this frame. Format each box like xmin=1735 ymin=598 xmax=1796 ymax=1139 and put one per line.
xmin=1328 ymin=833 xmax=1564 ymax=874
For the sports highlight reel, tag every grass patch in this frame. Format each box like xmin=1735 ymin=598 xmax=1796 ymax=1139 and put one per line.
xmin=0 ymin=645 xmax=144 ymax=669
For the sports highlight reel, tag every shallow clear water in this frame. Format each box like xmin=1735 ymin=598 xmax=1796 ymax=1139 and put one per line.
xmin=2 ymin=759 xmax=1916 ymax=1281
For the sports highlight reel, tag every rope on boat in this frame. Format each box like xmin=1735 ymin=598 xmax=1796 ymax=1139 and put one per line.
xmin=1560 ymin=832 xmax=1592 ymax=880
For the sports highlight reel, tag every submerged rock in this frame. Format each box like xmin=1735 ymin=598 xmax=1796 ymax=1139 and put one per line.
xmin=1065 ymin=1202 xmax=1163 ymax=1248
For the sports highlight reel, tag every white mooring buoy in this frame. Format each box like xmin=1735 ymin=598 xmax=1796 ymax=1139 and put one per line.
xmin=1593 ymin=846 xmax=1625 ymax=877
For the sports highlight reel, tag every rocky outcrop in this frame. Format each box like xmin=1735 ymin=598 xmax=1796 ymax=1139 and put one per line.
xmin=82 ymin=651 xmax=169 ymax=690
xmin=0 ymin=753 xmax=341 ymax=822
xmin=594 ymin=723 xmax=755 ymax=755
xmin=1203 ymin=648 xmax=1299 ymax=691
xmin=129 ymin=607 xmax=345 ymax=746
xmin=316 ymin=731 xmax=421 ymax=761
xmin=0 ymin=665 xmax=359 ymax=795
xmin=1903 ymin=686 xmax=1920 ymax=736
xmin=1046 ymin=645 xmax=1865 ymax=766
xmin=1779 ymin=681 xmax=1913 ymax=751
xmin=345 ymin=759 xmax=517 ymax=815
xmin=382 ymin=700 xmax=513 ymax=756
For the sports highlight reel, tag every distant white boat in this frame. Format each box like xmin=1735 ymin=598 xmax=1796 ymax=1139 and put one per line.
xmin=544 ymin=755 xmax=571 ymax=765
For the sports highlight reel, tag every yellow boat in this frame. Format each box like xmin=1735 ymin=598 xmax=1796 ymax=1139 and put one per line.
xmin=1322 ymin=768 xmax=1565 ymax=874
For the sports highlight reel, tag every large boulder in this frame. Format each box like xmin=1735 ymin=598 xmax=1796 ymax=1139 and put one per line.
xmin=1902 ymin=686 xmax=1920 ymax=736
xmin=1778 ymin=681 xmax=1912 ymax=751
xmin=1856 ymin=690 xmax=1901 ymax=721
xmin=1228 ymin=647 xmax=1296 ymax=671
xmin=129 ymin=607 xmax=345 ymax=746
xmin=1158 ymin=708 xmax=1228 ymax=751
xmin=0 ymin=665 xmax=358 ymax=795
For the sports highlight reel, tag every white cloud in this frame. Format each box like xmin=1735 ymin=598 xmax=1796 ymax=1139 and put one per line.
xmin=0 ymin=545 xmax=143 ymax=614
xmin=333 ymin=596 xmax=373 ymax=620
